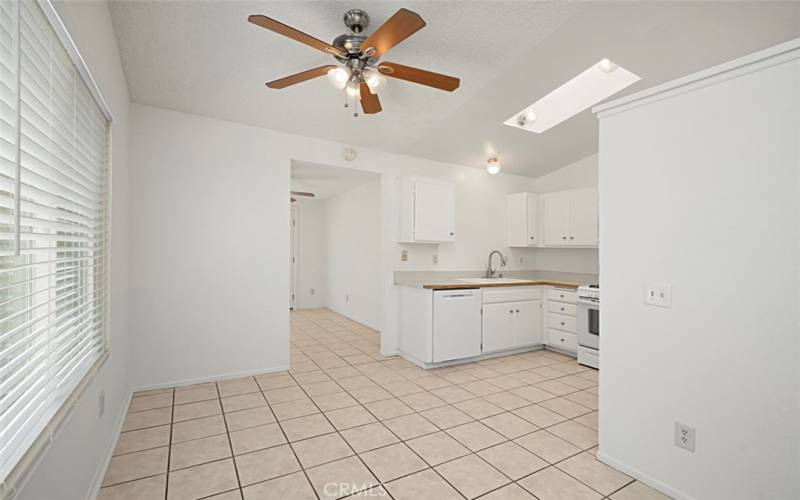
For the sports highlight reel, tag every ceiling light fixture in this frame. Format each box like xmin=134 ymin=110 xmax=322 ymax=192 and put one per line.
xmin=598 ymin=58 xmax=618 ymax=73
xmin=326 ymin=66 xmax=351 ymax=89
xmin=486 ymin=157 xmax=501 ymax=175
xmin=504 ymin=58 xmax=640 ymax=134
xmin=363 ymin=68 xmax=387 ymax=94
xmin=247 ymin=8 xmax=461 ymax=117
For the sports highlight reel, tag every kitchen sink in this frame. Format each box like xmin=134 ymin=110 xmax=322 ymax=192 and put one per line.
xmin=455 ymin=278 xmax=530 ymax=284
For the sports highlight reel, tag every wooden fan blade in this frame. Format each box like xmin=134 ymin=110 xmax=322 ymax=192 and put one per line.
xmin=360 ymin=9 xmax=425 ymax=58
xmin=266 ymin=65 xmax=335 ymax=89
xmin=360 ymin=82 xmax=382 ymax=114
xmin=248 ymin=15 xmax=344 ymax=57
xmin=378 ymin=62 xmax=460 ymax=91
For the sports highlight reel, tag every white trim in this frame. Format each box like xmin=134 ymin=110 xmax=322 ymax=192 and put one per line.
xmin=596 ymin=451 xmax=694 ymax=500
xmin=85 ymin=390 xmax=133 ymax=500
xmin=130 ymin=365 xmax=291 ymax=394
xmin=36 ymin=0 xmax=114 ymax=123
xmin=593 ymin=37 xmax=800 ymax=118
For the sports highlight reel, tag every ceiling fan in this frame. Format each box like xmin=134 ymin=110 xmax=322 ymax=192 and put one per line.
xmin=247 ymin=8 xmax=460 ymax=116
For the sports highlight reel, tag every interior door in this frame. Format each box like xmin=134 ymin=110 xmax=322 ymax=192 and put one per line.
xmin=569 ymin=190 xmax=599 ymax=245
xmin=289 ymin=207 xmax=297 ymax=309
xmin=514 ymin=300 xmax=542 ymax=346
xmin=543 ymin=194 xmax=571 ymax=245
xmin=482 ymin=302 xmax=515 ymax=352
xmin=414 ymin=180 xmax=455 ymax=242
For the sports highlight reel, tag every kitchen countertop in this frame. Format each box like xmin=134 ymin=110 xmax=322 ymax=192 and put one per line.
xmin=394 ymin=270 xmax=597 ymax=291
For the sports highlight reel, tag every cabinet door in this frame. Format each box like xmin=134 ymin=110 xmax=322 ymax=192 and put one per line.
xmin=514 ymin=300 xmax=542 ymax=346
xmin=414 ymin=180 xmax=455 ymax=242
xmin=569 ymin=190 xmax=598 ymax=245
xmin=482 ymin=303 xmax=515 ymax=352
xmin=526 ymin=194 xmax=539 ymax=245
xmin=542 ymin=194 xmax=571 ymax=245
xmin=507 ymin=193 xmax=528 ymax=247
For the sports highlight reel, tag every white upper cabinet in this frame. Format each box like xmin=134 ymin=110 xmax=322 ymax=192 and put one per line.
xmin=507 ymin=193 xmax=539 ymax=247
xmin=398 ymin=177 xmax=456 ymax=243
xmin=541 ymin=189 xmax=598 ymax=246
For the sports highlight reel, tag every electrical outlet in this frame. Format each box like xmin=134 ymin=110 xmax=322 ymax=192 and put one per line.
xmin=644 ymin=281 xmax=672 ymax=307
xmin=432 ymin=254 xmax=438 ymax=265
xmin=400 ymin=250 xmax=408 ymax=262
xmin=674 ymin=422 xmax=695 ymax=452
xmin=519 ymin=257 xmax=524 ymax=264
xmin=345 ymin=294 xmax=349 ymax=303
xmin=99 ymin=390 xmax=105 ymax=420
xmin=310 ymin=288 xmax=315 ymax=295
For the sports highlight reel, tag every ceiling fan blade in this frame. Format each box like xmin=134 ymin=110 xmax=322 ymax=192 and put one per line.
xmin=266 ymin=65 xmax=336 ymax=89
xmin=360 ymin=8 xmax=426 ymax=58
xmin=378 ymin=62 xmax=460 ymax=91
xmin=248 ymin=15 xmax=344 ymax=58
xmin=360 ymin=82 xmax=382 ymax=114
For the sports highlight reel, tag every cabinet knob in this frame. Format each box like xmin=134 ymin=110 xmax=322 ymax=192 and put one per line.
xmin=560 ymin=339 xmax=565 ymax=343
xmin=560 ymin=322 xmax=565 ymax=326
xmin=570 ymin=236 xmax=574 ymax=240
xmin=509 ymin=310 xmax=513 ymax=314
xmin=529 ymin=236 xmax=534 ymax=240
xmin=515 ymin=309 xmax=520 ymax=313
xmin=450 ymin=232 xmax=454 ymax=236
xmin=562 ymin=236 xmax=567 ymax=240
xmin=560 ymin=294 xmax=564 ymax=298
xmin=560 ymin=307 xmax=565 ymax=311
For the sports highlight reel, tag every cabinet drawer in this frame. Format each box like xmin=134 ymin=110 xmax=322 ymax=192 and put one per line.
xmin=482 ymin=287 xmax=541 ymax=304
xmin=548 ymin=312 xmax=576 ymax=333
xmin=548 ymin=301 xmax=576 ymax=316
xmin=548 ymin=329 xmax=577 ymax=352
xmin=548 ymin=288 xmax=577 ymax=303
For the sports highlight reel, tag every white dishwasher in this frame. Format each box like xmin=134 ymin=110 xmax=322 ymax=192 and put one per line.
xmin=432 ymin=289 xmax=482 ymax=362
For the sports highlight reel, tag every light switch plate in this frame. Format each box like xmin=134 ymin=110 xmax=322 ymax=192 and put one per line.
xmin=644 ymin=282 xmax=672 ymax=307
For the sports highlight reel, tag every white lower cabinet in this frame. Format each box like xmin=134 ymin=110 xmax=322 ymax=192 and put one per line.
xmin=482 ymin=288 xmax=543 ymax=353
xmin=482 ymin=303 xmax=515 ymax=352
xmin=545 ymin=287 xmax=578 ymax=354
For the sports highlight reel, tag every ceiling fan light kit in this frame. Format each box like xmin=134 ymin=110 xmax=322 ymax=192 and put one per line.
xmin=247 ymin=8 xmax=460 ymax=117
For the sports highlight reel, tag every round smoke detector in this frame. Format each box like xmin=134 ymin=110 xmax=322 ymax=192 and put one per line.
xmin=342 ymin=147 xmax=357 ymax=161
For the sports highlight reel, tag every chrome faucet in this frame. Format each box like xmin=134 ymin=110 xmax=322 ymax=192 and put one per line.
xmin=486 ymin=250 xmax=507 ymax=278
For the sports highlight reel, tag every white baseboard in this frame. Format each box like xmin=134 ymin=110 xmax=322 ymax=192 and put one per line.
xmin=85 ymin=389 xmax=133 ymax=500
xmin=596 ymin=451 xmax=694 ymax=500
xmin=131 ymin=365 xmax=290 ymax=393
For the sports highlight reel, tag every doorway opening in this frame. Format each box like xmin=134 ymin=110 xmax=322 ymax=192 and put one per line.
xmin=289 ymin=160 xmax=383 ymax=333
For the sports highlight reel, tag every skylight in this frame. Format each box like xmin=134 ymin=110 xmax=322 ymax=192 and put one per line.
xmin=503 ymin=59 xmax=641 ymax=134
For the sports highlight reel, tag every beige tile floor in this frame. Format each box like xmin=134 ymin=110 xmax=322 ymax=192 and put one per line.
xmin=99 ymin=308 xmax=671 ymax=500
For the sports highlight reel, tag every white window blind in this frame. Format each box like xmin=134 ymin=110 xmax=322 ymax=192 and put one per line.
xmin=0 ymin=0 xmax=110 ymax=485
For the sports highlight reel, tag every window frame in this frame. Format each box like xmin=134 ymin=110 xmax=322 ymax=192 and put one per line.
xmin=0 ymin=0 xmax=114 ymax=494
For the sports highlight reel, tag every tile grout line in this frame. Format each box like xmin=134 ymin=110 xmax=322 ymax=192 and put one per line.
xmin=214 ymin=381 xmax=245 ymax=497
xmin=105 ymin=310 xmax=607 ymax=499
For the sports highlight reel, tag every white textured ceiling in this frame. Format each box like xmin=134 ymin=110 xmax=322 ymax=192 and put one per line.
xmin=291 ymin=161 xmax=379 ymax=199
xmin=109 ymin=1 xmax=800 ymax=177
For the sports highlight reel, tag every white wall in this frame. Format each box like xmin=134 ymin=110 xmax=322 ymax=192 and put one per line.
xmin=535 ymin=154 xmax=598 ymax=192
xmin=128 ymin=103 xmax=544 ymax=385
xmin=293 ymin=199 xmax=326 ymax=309
xmin=597 ymin=48 xmax=800 ymax=499
xmin=16 ymin=2 xmax=131 ymax=499
xmin=129 ymin=105 xmax=291 ymax=389
xmin=324 ymin=180 xmax=382 ymax=329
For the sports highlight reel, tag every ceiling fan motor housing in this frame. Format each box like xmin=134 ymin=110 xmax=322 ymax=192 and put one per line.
xmin=333 ymin=9 xmax=375 ymax=63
